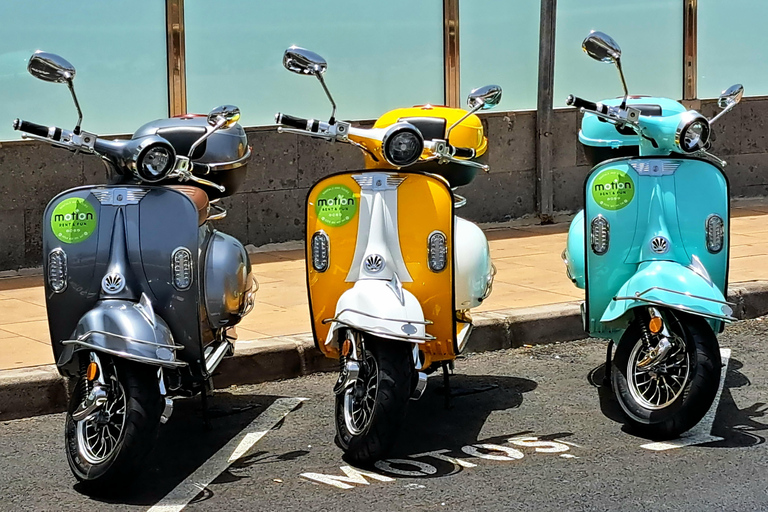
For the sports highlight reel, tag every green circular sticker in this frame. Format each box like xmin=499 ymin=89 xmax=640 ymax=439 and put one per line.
xmin=316 ymin=184 xmax=358 ymax=227
xmin=50 ymin=197 xmax=97 ymax=243
xmin=591 ymin=169 xmax=635 ymax=210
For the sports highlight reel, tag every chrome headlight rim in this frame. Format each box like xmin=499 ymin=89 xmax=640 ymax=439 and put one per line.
xmin=675 ymin=112 xmax=710 ymax=154
xmin=381 ymin=123 xmax=424 ymax=168
xmin=132 ymin=137 xmax=177 ymax=183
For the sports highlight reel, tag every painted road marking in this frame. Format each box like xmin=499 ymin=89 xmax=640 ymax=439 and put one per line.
xmin=641 ymin=348 xmax=731 ymax=451
xmin=303 ymin=434 xmax=578 ymax=490
xmin=149 ymin=397 xmax=307 ymax=512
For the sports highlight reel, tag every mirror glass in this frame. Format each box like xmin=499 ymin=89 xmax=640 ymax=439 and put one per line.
xmin=718 ymin=84 xmax=744 ymax=109
xmin=27 ymin=51 xmax=76 ymax=83
xmin=582 ymin=31 xmax=622 ymax=64
xmin=467 ymin=84 xmax=503 ymax=110
xmin=283 ymin=46 xmax=327 ymax=76
xmin=207 ymin=105 xmax=241 ymax=127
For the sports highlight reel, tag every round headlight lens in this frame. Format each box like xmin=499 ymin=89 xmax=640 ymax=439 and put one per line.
xmin=677 ymin=116 xmax=710 ymax=153
xmin=382 ymin=125 xmax=424 ymax=167
xmin=136 ymin=143 xmax=175 ymax=182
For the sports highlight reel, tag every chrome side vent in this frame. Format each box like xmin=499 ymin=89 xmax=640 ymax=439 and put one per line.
xmin=171 ymin=247 xmax=193 ymax=290
xmin=706 ymin=214 xmax=724 ymax=253
xmin=427 ymin=231 xmax=448 ymax=272
xmin=311 ymin=231 xmax=330 ymax=272
xmin=590 ymin=215 xmax=610 ymax=255
xmin=48 ymin=248 xmax=67 ymax=293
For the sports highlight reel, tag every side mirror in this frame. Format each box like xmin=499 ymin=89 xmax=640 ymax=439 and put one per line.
xmin=283 ymin=46 xmax=327 ymax=76
xmin=582 ymin=31 xmax=621 ymax=64
xmin=28 ymin=51 xmax=76 ymax=84
xmin=207 ymin=105 xmax=241 ymax=128
xmin=468 ymin=85 xmax=502 ymax=111
xmin=718 ymin=84 xmax=744 ymax=109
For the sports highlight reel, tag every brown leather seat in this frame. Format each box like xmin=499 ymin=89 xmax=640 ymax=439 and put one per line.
xmin=165 ymin=185 xmax=210 ymax=225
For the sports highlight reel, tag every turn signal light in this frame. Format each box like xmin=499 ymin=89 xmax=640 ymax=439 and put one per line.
xmin=590 ymin=215 xmax=610 ymax=255
xmin=311 ymin=231 xmax=330 ymax=272
xmin=427 ymin=231 xmax=448 ymax=272
xmin=649 ymin=316 xmax=663 ymax=334
xmin=47 ymin=248 xmax=67 ymax=293
xmin=171 ymin=247 xmax=193 ymax=290
xmin=706 ymin=214 xmax=724 ymax=253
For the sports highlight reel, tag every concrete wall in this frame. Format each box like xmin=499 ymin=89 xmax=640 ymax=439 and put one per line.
xmin=1 ymin=97 xmax=767 ymax=270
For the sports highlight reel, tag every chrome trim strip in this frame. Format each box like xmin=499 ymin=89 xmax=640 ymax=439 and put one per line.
xmin=205 ymin=147 xmax=252 ymax=171
xmin=70 ymin=330 xmax=185 ymax=350
xmin=61 ymin=340 xmax=188 ymax=368
xmin=325 ymin=318 xmax=437 ymax=342
xmin=616 ymin=286 xmax=735 ymax=307
xmin=323 ymin=308 xmax=434 ymax=326
xmin=611 ymin=296 xmax=735 ymax=322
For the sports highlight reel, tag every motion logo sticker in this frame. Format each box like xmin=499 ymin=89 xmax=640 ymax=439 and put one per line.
xmin=316 ymin=184 xmax=358 ymax=227
xmin=50 ymin=197 xmax=97 ymax=244
xmin=592 ymin=169 xmax=635 ymax=211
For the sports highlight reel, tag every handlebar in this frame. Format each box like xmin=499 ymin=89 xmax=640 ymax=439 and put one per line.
xmin=453 ymin=146 xmax=475 ymax=159
xmin=566 ymin=95 xmax=608 ymax=115
xmin=13 ymin=119 xmax=62 ymax=141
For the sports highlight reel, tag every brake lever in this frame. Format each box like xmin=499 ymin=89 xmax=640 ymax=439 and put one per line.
xmin=429 ymin=140 xmax=490 ymax=172
xmin=277 ymin=126 xmax=335 ymax=141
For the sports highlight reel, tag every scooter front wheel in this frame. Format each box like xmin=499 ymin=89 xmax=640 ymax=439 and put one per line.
xmin=612 ymin=310 xmax=720 ymax=440
xmin=65 ymin=357 xmax=163 ymax=494
xmin=334 ymin=335 xmax=412 ymax=464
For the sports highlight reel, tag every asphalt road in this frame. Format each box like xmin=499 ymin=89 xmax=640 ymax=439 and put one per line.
xmin=2 ymin=318 xmax=768 ymax=511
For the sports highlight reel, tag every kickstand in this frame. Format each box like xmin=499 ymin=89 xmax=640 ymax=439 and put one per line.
xmin=201 ymin=386 xmax=212 ymax=431
xmin=442 ymin=361 xmax=453 ymax=410
xmin=602 ymin=340 xmax=614 ymax=388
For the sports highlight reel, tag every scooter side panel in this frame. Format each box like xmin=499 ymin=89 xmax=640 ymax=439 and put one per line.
xmin=44 ymin=186 xmax=203 ymax=379
xmin=585 ymin=157 xmax=729 ymax=337
xmin=306 ymin=171 xmax=455 ymax=361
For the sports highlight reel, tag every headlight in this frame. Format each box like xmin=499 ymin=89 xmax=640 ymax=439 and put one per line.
xmin=132 ymin=137 xmax=176 ymax=182
xmin=381 ymin=123 xmax=424 ymax=167
xmin=675 ymin=113 xmax=710 ymax=153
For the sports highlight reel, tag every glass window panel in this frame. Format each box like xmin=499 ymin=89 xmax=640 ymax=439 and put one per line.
xmin=460 ymin=0 xmax=540 ymax=111
xmin=554 ymin=0 xmax=682 ymax=107
xmin=0 ymin=1 xmax=167 ymax=141
xmin=185 ymin=0 xmax=443 ymax=127
xmin=699 ymin=0 xmax=767 ymax=98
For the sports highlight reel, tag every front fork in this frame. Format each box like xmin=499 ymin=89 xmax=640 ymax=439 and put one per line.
xmin=332 ymin=329 xmax=427 ymax=400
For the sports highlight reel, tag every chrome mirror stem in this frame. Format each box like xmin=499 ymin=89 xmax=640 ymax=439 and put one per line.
xmin=615 ymin=58 xmax=629 ymax=109
xmin=446 ymin=102 xmax=483 ymax=140
xmin=68 ymin=80 xmax=83 ymax=135
xmin=315 ymin=73 xmax=337 ymax=123
xmin=188 ymin=117 xmax=226 ymax=158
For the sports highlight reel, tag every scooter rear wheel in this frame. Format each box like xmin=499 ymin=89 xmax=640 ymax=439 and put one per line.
xmin=612 ymin=310 xmax=720 ymax=440
xmin=65 ymin=358 xmax=162 ymax=494
xmin=334 ymin=335 xmax=412 ymax=464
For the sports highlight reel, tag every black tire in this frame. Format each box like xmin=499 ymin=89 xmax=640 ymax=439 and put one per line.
xmin=334 ymin=336 xmax=412 ymax=464
xmin=65 ymin=358 xmax=163 ymax=493
xmin=612 ymin=310 xmax=721 ymax=439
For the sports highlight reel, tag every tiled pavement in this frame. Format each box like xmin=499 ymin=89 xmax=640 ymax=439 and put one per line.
xmin=2 ymin=198 xmax=767 ymax=371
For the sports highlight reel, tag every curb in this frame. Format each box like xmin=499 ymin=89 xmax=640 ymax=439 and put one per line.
xmin=2 ymin=281 xmax=768 ymax=421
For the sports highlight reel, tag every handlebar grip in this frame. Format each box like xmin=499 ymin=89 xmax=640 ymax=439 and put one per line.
xmin=453 ymin=147 xmax=476 ymax=159
xmin=566 ymin=95 xmax=609 ymax=115
xmin=13 ymin=119 xmax=62 ymax=141
xmin=276 ymin=113 xmax=313 ymax=130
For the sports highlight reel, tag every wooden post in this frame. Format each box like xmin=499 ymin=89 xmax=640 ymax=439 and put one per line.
xmin=443 ymin=0 xmax=460 ymax=108
xmin=536 ymin=0 xmax=557 ymax=223
xmin=166 ymin=0 xmax=187 ymax=116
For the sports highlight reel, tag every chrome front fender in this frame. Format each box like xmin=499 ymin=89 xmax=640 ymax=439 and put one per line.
xmin=57 ymin=297 xmax=187 ymax=369
xmin=601 ymin=261 xmax=736 ymax=324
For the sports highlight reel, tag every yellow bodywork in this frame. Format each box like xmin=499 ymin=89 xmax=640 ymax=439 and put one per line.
xmin=306 ymin=170 xmax=457 ymax=367
xmin=350 ymin=105 xmax=488 ymax=170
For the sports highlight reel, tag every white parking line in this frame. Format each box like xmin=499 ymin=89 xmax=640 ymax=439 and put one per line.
xmin=641 ymin=348 xmax=731 ymax=451
xmin=148 ymin=397 xmax=307 ymax=512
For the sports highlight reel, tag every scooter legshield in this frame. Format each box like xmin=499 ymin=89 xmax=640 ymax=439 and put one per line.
xmin=305 ymin=170 xmax=457 ymax=363
xmin=43 ymin=185 xmax=204 ymax=379
xmin=583 ymin=156 xmax=729 ymax=338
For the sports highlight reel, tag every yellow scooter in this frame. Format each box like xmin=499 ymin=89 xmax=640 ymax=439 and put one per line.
xmin=276 ymin=47 xmax=500 ymax=463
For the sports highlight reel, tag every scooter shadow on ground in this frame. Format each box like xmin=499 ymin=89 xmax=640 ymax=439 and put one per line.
xmin=78 ymin=391 xmax=309 ymax=505
xmin=587 ymin=358 xmax=768 ymax=446
xmin=351 ymin=372 xmax=538 ymax=476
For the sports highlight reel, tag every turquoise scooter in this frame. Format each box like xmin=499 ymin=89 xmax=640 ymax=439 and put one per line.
xmin=562 ymin=31 xmax=744 ymax=439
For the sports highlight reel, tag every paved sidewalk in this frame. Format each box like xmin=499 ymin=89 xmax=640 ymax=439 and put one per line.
xmin=2 ymin=198 xmax=767 ymax=371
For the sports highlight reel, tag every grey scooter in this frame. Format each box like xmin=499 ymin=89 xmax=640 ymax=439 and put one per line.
xmin=14 ymin=52 xmax=257 ymax=491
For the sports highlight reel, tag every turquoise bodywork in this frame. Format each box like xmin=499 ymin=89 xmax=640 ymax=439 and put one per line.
xmin=564 ymin=96 xmax=733 ymax=342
